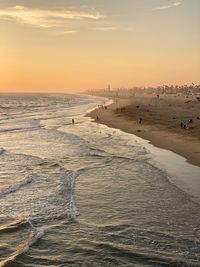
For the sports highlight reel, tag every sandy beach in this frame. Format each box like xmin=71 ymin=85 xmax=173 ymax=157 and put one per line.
xmin=87 ymin=94 xmax=200 ymax=167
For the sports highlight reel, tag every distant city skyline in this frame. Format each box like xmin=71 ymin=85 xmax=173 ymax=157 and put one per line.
xmin=0 ymin=0 xmax=200 ymax=92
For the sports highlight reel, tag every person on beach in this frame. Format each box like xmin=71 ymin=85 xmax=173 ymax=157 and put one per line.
xmin=139 ymin=118 xmax=142 ymax=124
xmin=96 ymin=116 xmax=99 ymax=121
xmin=72 ymin=119 xmax=75 ymax=124
xmin=180 ymin=122 xmax=183 ymax=128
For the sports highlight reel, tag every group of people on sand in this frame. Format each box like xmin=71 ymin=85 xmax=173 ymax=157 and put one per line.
xmin=180 ymin=122 xmax=188 ymax=129
xmin=95 ymin=104 xmax=109 ymax=121
xmin=71 ymin=114 xmax=101 ymax=124
xmin=98 ymin=105 xmax=107 ymax=110
xmin=180 ymin=119 xmax=194 ymax=129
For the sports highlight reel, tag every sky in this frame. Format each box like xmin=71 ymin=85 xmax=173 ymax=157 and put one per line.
xmin=0 ymin=0 xmax=200 ymax=92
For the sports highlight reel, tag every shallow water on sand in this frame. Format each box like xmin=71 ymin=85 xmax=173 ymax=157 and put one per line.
xmin=0 ymin=94 xmax=199 ymax=267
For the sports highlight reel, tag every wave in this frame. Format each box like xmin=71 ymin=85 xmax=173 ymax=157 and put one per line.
xmin=61 ymin=170 xmax=80 ymax=218
xmin=66 ymin=171 xmax=80 ymax=218
xmin=21 ymin=228 xmax=44 ymax=254
xmin=0 ymin=218 xmax=28 ymax=234
xmin=88 ymin=240 xmax=199 ymax=267
xmin=144 ymin=159 xmax=197 ymax=203
xmin=0 ymin=220 xmax=44 ymax=267
xmin=89 ymin=150 xmax=149 ymax=164
xmin=0 ymin=126 xmax=40 ymax=134
xmin=0 ymin=175 xmax=34 ymax=197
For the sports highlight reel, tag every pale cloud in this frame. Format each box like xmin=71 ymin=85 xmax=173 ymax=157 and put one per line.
xmin=55 ymin=30 xmax=77 ymax=35
xmin=90 ymin=25 xmax=133 ymax=32
xmin=15 ymin=5 xmax=25 ymax=10
xmin=92 ymin=26 xmax=118 ymax=31
xmin=0 ymin=5 xmax=103 ymax=28
xmin=153 ymin=2 xmax=182 ymax=11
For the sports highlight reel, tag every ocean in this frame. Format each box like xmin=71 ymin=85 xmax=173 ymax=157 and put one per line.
xmin=0 ymin=93 xmax=199 ymax=267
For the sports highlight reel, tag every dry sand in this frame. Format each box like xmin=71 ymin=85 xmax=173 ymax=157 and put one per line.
xmin=88 ymin=94 xmax=200 ymax=167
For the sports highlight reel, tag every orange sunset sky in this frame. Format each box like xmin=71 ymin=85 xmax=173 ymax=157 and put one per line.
xmin=0 ymin=0 xmax=200 ymax=92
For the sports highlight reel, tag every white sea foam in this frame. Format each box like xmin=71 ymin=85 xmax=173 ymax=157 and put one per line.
xmin=21 ymin=229 xmax=44 ymax=253
xmin=0 ymin=176 xmax=34 ymax=197
xmin=62 ymin=170 xmax=80 ymax=218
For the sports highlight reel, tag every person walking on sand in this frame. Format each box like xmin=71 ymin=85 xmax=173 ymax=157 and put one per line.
xmin=96 ymin=116 xmax=99 ymax=121
xmin=139 ymin=118 xmax=142 ymax=124
xmin=72 ymin=119 xmax=75 ymax=124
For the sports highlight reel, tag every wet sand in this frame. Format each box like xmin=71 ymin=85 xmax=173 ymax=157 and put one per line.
xmin=87 ymin=94 xmax=200 ymax=167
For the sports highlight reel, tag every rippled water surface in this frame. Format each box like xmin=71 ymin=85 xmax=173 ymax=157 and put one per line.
xmin=0 ymin=94 xmax=199 ymax=267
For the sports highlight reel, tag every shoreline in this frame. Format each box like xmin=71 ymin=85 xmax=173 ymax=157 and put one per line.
xmin=87 ymin=96 xmax=200 ymax=167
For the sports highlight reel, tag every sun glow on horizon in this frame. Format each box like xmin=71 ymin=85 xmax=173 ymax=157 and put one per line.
xmin=0 ymin=0 xmax=199 ymax=92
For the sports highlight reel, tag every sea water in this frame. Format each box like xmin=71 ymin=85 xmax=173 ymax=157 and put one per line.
xmin=0 ymin=93 xmax=199 ymax=267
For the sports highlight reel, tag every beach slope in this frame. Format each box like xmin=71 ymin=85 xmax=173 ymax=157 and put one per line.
xmin=87 ymin=94 xmax=200 ymax=167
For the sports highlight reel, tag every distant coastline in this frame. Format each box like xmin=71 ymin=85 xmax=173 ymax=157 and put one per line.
xmin=86 ymin=89 xmax=200 ymax=167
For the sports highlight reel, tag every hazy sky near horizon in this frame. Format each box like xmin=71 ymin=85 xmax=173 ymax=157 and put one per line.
xmin=0 ymin=0 xmax=200 ymax=92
